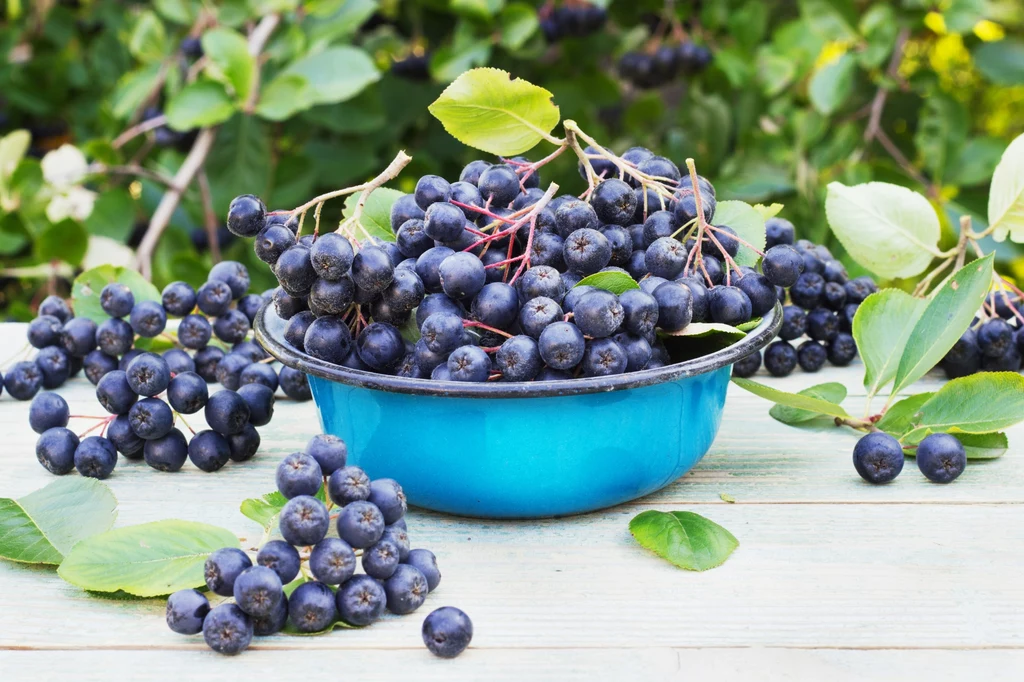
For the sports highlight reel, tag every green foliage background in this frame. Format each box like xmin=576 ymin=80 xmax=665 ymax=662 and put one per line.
xmin=0 ymin=0 xmax=1022 ymax=318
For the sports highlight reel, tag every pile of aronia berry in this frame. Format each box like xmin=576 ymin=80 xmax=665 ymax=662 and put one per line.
xmin=940 ymin=291 xmax=1024 ymax=379
xmin=25 ymin=263 xmax=313 ymax=479
xmin=225 ymin=146 xmax=813 ymax=382
xmin=167 ymin=434 xmax=472 ymax=658
xmin=731 ymin=217 xmax=875 ymax=379
xmin=539 ymin=1 xmax=608 ymax=43
xmin=617 ymin=40 xmax=713 ymax=90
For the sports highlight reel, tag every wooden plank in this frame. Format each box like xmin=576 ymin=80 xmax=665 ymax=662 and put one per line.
xmin=3 ymin=648 xmax=1024 ymax=682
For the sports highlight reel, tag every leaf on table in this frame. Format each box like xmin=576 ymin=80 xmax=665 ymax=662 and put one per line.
xmin=710 ymin=200 xmax=766 ymax=267
xmin=72 ymin=264 xmax=162 ymax=323
xmin=574 ymin=271 xmax=640 ymax=294
xmin=731 ymin=377 xmax=850 ymax=419
xmin=892 ymin=254 xmax=995 ymax=394
xmin=853 ymin=289 xmax=927 ymax=397
xmin=902 ymin=372 xmax=1024 ymax=443
xmin=240 ymin=491 xmax=288 ymax=532
xmin=952 ymin=432 xmax=1008 ymax=459
xmin=768 ymin=382 xmax=848 ymax=424
xmin=428 ymin=68 xmax=561 ymax=156
xmin=342 ymin=187 xmax=403 ymax=243
xmin=875 ymin=392 xmax=933 ymax=437
xmin=719 ymin=493 xmax=736 ymax=503
xmin=629 ymin=510 xmax=738 ymax=571
xmin=0 ymin=478 xmax=117 ymax=565
xmin=988 ymin=131 xmax=1024 ymax=243
xmin=57 ymin=520 xmax=240 ymax=597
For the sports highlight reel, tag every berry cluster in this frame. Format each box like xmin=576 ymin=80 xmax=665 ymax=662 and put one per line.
xmin=166 ymin=435 xmax=471 ymax=658
xmin=540 ymin=2 xmax=608 ymax=43
xmin=228 ymin=145 xmax=794 ymax=382
xmin=853 ymin=431 xmax=966 ymax=485
xmin=617 ymin=41 xmax=712 ymax=89
xmin=731 ymin=219 xmax=877 ymax=379
xmin=28 ymin=263 xmax=312 ymax=479
xmin=940 ymin=293 xmax=1024 ymax=378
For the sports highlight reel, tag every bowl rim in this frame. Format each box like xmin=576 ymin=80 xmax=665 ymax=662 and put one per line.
xmin=254 ymin=301 xmax=782 ymax=399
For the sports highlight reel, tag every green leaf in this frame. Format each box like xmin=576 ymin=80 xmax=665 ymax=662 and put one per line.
xmin=892 ymin=254 xmax=995 ymax=394
xmin=429 ymin=68 xmax=560 ymax=156
xmin=902 ymin=372 xmax=1024 ymax=442
xmin=154 ymin=0 xmax=197 ymax=24
xmin=768 ymin=382 xmax=848 ymax=424
xmin=165 ymin=80 xmax=237 ymax=131
xmin=58 ymin=520 xmax=240 ymax=597
xmin=255 ymin=74 xmax=312 ymax=121
xmin=629 ymin=510 xmax=738 ymax=571
xmin=661 ymin=321 xmax=745 ymax=341
xmin=876 ymin=393 xmax=933 ymax=437
xmin=574 ymin=271 xmax=640 ymax=295
xmin=0 ymin=478 xmax=117 ymax=565
xmin=240 ymin=491 xmax=288 ymax=531
xmin=808 ymin=54 xmax=855 ymax=116
xmin=201 ymin=28 xmax=256 ymax=101
xmin=752 ymin=203 xmax=783 ymax=221
xmin=84 ymin=189 xmax=137 ymax=242
xmin=280 ymin=46 xmax=381 ymax=107
xmin=36 ymin=220 xmax=88 ymax=265
xmin=988 ymin=132 xmax=1024 ymax=242
xmin=111 ymin=63 xmax=164 ymax=120
xmin=430 ymin=40 xmax=494 ymax=84
xmin=719 ymin=493 xmax=736 ymax=503
xmin=799 ymin=0 xmax=857 ymax=41
xmin=206 ymin=115 xmax=272 ymax=213
xmin=825 ymin=182 xmax=941 ymax=278
xmin=710 ymin=200 xmax=766 ymax=267
xmin=342 ymin=187 xmax=404 ymax=243
xmin=499 ymin=3 xmax=539 ymax=50
xmin=731 ymin=376 xmax=850 ymax=419
xmin=128 ymin=11 xmax=168 ymax=63
xmin=914 ymin=94 xmax=968 ymax=183
xmin=0 ymin=129 xmax=31 ymax=182
xmin=974 ymin=39 xmax=1024 ymax=86
xmin=451 ymin=0 xmax=504 ymax=20
xmin=947 ymin=137 xmax=1005 ymax=187
xmin=853 ymin=290 xmax=926 ymax=397
xmin=949 ymin=432 xmax=1007 ymax=460
xmin=756 ymin=51 xmax=796 ymax=97
xmin=72 ymin=265 xmax=162 ymax=323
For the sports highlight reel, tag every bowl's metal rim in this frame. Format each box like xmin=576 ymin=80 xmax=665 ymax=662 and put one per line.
xmin=254 ymin=301 xmax=782 ymax=399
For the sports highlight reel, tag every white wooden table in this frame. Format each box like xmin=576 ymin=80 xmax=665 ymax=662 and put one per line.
xmin=0 ymin=323 xmax=1021 ymax=681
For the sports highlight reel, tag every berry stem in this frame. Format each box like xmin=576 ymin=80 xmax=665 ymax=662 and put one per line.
xmin=174 ymin=411 xmax=197 ymax=436
xmin=78 ymin=415 xmax=115 ymax=439
xmin=462 ymin=320 xmax=513 ymax=339
xmin=288 ymin=150 xmax=411 ymax=222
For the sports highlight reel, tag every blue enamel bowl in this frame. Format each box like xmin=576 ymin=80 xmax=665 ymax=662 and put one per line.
xmin=255 ymin=303 xmax=781 ymax=519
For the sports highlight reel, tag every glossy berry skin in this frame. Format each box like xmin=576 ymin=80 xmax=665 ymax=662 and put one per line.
xmin=827 ymin=333 xmax=858 ymax=366
xmin=29 ymin=392 xmax=69 ymax=434
xmin=304 ymin=316 xmax=354 ymax=365
xmin=416 ymin=246 xmax=456 ymax=294
xmin=582 ymin=338 xmax=628 ymax=377
xmin=227 ymin=194 xmax=266 ymax=237
xmin=763 ymin=340 xmax=798 ymax=377
xmin=791 ymin=273 xmax=826 ymax=310
xmin=256 ymin=224 xmax=296 ymax=266
xmin=166 ymin=589 xmax=210 ymax=635
xmin=421 ymin=312 xmax=465 ymax=354
xmin=368 ymin=478 xmax=407 ymax=525
xmin=96 ymin=370 xmax=138 ymax=415
xmin=761 ymin=245 xmax=804 ymax=288
xmin=518 ymin=266 xmax=565 ymax=303
xmin=423 ymin=202 xmax=466 ymax=243
xmin=308 ymin=537 xmax=357 ymax=586
xmin=337 ymin=500 xmax=385 ymax=549
xmin=806 ymin=308 xmax=840 ymax=342
xmin=279 ymin=495 xmax=330 ymax=547
xmin=779 ymin=306 xmax=807 ymax=341
xmin=477 ymin=164 xmax=519 ymax=207
xmin=35 ymin=427 xmax=79 ymax=475
xmin=618 ymin=289 xmax=660 ymax=336
xmin=143 ymin=428 xmax=188 ymax=472
xmin=470 ymin=282 xmax=520 ymax=330
xmin=384 ymin=564 xmax=429 ymax=615
xmin=129 ymin=301 xmax=167 ymax=338
xmin=205 ymin=390 xmax=251 ymax=436
xmin=356 ymin=322 xmax=405 ymax=371
xmin=336 ymin=574 xmax=387 ymax=626
xmin=351 ymin=246 xmax=395 ymax=295
xmin=917 ymin=433 xmax=966 ymax=484
xmin=446 ymin=345 xmax=490 ymax=382
xmin=414 ymin=174 xmax=451 ymax=210
xmin=187 ymin=430 xmax=231 ymax=473
xmin=496 ymin=335 xmax=543 ymax=382
xmin=977 ymin=319 xmax=1013 ymax=358
xmin=574 ymin=290 xmax=625 ymax=338
xmin=422 ymin=607 xmax=473 ymax=659
xmin=275 ymin=246 xmax=317 ymax=298
xmin=107 ymin=414 xmax=144 ymax=458
xmin=73 ymin=436 xmax=117 ymax=479
xmin=644 ymin=237 xmax=687 ymax=279
xmin=257 ymin=540 xmax=301 ymax=584
xmin=288 ymin=581 xmax=338 ymax=633
xmin=590 ymin=178 xmax=637 ymax=226
xmin=35 ymin=346 xmax=71 ymax=389
xmin=38 ymin=295 xmax=71 ymax=322
xmin=203 ymin=603 xmax=253 ymax=656
xmin=159 ymin=281 xmax=197 ymax=317
xmin=232 ymin=566 xmax=284 ymax=620
xmin=95 ymin=318 xmax=133 ymax=357
xmin=539 ymin=321 xmax=586 ymax=370
xmin=252 ymin=597 xmax=289 ymax=637
xmin=306 ymin=233 xmax=354 ymax=281
xmin=649 ymin=281 xmax=691 ymax=332
xmin=732 ymin=352 xmax=761 ymax=378
xmin=302 ymin=434 xmax=346 ymax=475
xmin=166 ymin=371 xmax=208 ymax=415
xmin=162 ymin=349 xmax=195 ymax=375
xmin=853 ymin=432 xmax=904 ymax=484
xmin=707 ymin=285 xmax=751 ymax=327
xmin=237 ymin=383 xmax=274 ymax=427
xmin=642 ymin=211 xmax=678 ymax=247
xmin=797 ymin=341 xmax=828 ymax=372
xmin=100 ymin=283 xmax=135 ymax=318
xmin=176 ymin=314 xmax=210 ymax=350
xmin=438 ymin=252 xmax=486 ymax=300
xmin=735 ymin=273 xmax=778 ymax=318
xmin=563 ymin=228 xmax=612 ymax=275
xmin=381 ymin=524 xmax=411 ymax=561
xmin=207 ymin=261 xmax=250 ymax=300
xmin=276 ymin=452 xmax=323 ymax=499
xmin=129 ymin=398 xmax=174 ymax=440
xmin=59 ymin=317 xmax=97 ymax=357
xmin=279 ymin=366 xmax=312 ymax=401
xmin=764 ymin=217 xmax=795 ymax=248
xmin=404 ymin=548 xmax=441 ymax=592
xmin=239 ymin=363 xmax=279 ymax=392
xmin=212 ymin=310 xmax=250 ymax=345
xmin=328 ymin=466 xmax=371 ymax=507
xmin=27 ymin=315 xmax=63 ymax=349
xmin=126 ymin=353 xmax=171 ymax=397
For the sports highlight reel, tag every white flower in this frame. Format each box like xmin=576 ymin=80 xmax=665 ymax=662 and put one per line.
xmin=41 ymin=144 xmax=89 ymax=190
xmin=46 ymin=186 xmax=97 ymax=223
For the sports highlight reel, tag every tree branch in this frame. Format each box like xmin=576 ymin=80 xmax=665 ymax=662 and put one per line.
xmin=134 ymin=13 xmax=281 ymax=279
xmin=863 ymin=28 xmax=909 ymax=144
xmin=197 ymin=169 xmax=221 ymax=263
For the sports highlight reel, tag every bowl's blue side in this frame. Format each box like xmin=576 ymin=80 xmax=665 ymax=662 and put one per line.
xmin=309 ymin=365 xmax=731 ymax=518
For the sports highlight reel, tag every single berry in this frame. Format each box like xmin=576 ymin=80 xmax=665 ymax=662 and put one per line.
xmin=336 ymin=574 xmax=387 ymax=626
xmin=653 ymin=281 xmax=694 ymax=332
xmin=143 ymin=428 xmax=188 ymax=472
xmin=573 ymin=290 xmax=625 ymax=338
xmin=203 ymin=603 xmax=253 ymax=656
xmin=96 ymin=370 xmax=138 ymax=415
xmin=288 ymin=581 xmax=337 ymax=633
xmin=256 ymin=540 xmax=301 ymax=584
xmin=161 ymin=281 xmax=198 ymax=316
xmin=337 ymin=500 xmax=385 ymax=549
xmin=763 ymin=341 xmax=798 ymax=377
xmin=496 ymin=334 xmax=543 ymax=382
xmin=383 ymin=564 xmax=429 ymax=615
xmin=237 ymin=383 xmax=274 ymax=427
xmin=827 ymin=333 xmax=858 ymax=366
xmin=35 ymin=427 xmax=79 ymax=475
xmin=422 ymin=607 xmax=473 ymax=658
xmin=27 ymin=315 xmax=63 ymax=349
xmin=916 ymin=433 xmax=966 ymax=484
xmin=129 ymin=398 xmax=174 ymax=440
xmin=279 ymin=495 xmax=330 ymax=546
xmin=277 ymin=451 xmax=323 ymax=499
xmin=582 ymin=338 xmax=628 ymax=376
xmin=59 ymin=317 xmax=98 ymax=357
xmin=187 ymin=430 xmax=231 ymax=473
xmin=129 ymin=301 xmax=167 ymax=338
xmin=732 ymin=351 xmax=761 ymax=378
xmin=29 ymin=392 xmax=69 ymax=434
xmin=853 ymin=432 xmax=904 ymax=484
xmin=107 ymin=414 xmax=144 ymax=458
xmin=797 ymin=340 xmax=828 ymax=372
xmin=233 ymin=565 xmax=284 ymax=618
xmin=125 ymin=352 xmax=171 ymax=397
xmin=328 ymin=466 xmax=372 ymax=507
xmin=227 ymin=194 xmax=267 ymax=237
xmin=166 ymin=589 xmax=210 ymax=635
xmin=100 ymin=283 xmax=135 ymax=318
xmin=205 ymin=390 xmax=251 ymax=436
xmin=539 ymin=321 xmax=586 ymax=370
xmin=167 ymin=371 xmax=208 ymax=414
